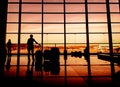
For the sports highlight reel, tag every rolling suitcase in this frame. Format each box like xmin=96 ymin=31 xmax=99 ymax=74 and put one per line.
xmin=35 ymin=50 xmax=43 ymax=71
xmin=44 ymin=50 xmax=51 ymax=60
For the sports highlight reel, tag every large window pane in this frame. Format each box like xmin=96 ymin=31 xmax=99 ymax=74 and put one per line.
xmin=89 ymin=24 xmax=108 ymax=32
xmin=43 ymin=34 xmax=64 ymax=43
xmin=66 ymin=24 xmax=86 ymax=33
xmin=88 ymin=4 xmax=106 ymax=12
xmin=66 ymin=14 xmax=85 ymax=22
xmin=7 ymin=24 xmax=18 ymax=32
xmin=44 ymin=4 xmax=63 ymax=12
xmin=6 ymin=34 xmax=18 ymax=54
xmin=88 ymin=14 xmax=107 ymax=22
xmin=66 ymin=4 xmax=85 ymax=12
xmin=44 ymin=14 xmax=64 ymax=22
xmin=21 ymin=24 xmax=42 ymax=33
xmin=22 ymin=0 xmax=42 ymax=2
xmin=89 ymin=34 xmax=109 ymax=43
xmin=111 ymin=24 xmax=120 ymax=32
xmin=21 ymin=14 xmax=41 ymax=22
xmin=22 ymin=4 xmax=42 ymax=12
xmin=8 ymin=4 xmax=19 ymax=12
xmin=7 ymin=14 xmax=18 ymax=22
xmin=66 ymin=34 xmax=86 ymax=43
xmin=111 ymin=14 xmax=120 ymax=22
xmin=44 ymin=24 xmax=64 ymax=33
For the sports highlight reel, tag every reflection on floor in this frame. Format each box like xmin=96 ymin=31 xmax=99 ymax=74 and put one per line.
xmin=2 ymin=55 xmax=120 ymax=87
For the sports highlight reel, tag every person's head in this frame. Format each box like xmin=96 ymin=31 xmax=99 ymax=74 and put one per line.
xmin=30 ymin=34 xmax=33 ymax=38
xmin=8 ymin=39 xmax=11 ymax=42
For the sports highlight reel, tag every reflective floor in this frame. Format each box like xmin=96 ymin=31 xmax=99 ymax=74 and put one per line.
xmin=2 ymin=55 xmax=120 ymax=87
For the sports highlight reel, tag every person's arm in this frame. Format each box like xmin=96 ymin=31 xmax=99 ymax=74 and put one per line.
xmin=33 ymin=39 xmax=41 ymax=46
xmin=34 ymin=39 xmax=38 ymax=44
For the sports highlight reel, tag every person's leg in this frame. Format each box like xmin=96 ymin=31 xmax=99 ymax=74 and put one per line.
xmin=32 ymin=49 xmax=34 ymax=61
xmin=8 ymin=49 xmax=11 ymax=57
xmin=28 ymin=49 xmax=30 ymax=62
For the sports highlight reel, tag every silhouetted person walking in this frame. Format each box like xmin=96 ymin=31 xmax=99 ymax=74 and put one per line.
xmin=27 ymin=34 xmax=40 ymax=62
xmin=7 ymin=39 xmax=12 ymax=57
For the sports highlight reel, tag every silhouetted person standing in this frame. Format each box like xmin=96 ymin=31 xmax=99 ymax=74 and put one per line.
xmin=5 ymin=39 xmax=12 ymax=72
xmin=27 ymin=34 xmax=40 ymax=62
xmin=7 ymin=39 xmax=12 ymax=57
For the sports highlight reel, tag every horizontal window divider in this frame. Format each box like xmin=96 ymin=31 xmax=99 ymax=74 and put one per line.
xmin=6 ymin=43 xmax=120 ymax=46
xmin=6 ymin=32 xmax=120 ymax=34
xmin=87 ymin=2 xmax=119 ymax=4
xmin=7 ymin=43 xmax=114 ymax=45
xmin=8 ymin=2 xmax=20 ymax=4
xmin=88 ymin=22 xmax=120 ymax=24
xmin=40 ymin=43 xmax=111 ymax=44
xmin=8 ymin=2 xmax=42 ymax=4
xmin=8 ymin=12 xmax=43 ymax=14
xmin=7 ymin=22 xmax=120 ymax=24
xmin=8 ymin=2 xmax=119 ymax=4
xmin=16 ymin=43 xmax=111 ymax=44
xmin=8 ymin=12 xmax=119 ymax=14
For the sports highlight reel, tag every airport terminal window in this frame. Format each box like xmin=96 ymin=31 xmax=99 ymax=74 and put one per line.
xmin=6 ymin=0 xmax=120 ymax=80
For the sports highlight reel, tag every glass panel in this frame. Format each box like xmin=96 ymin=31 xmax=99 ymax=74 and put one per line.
xmin=20 ymin=34 xmax=41 ymax=44
xmin=98 ymin=44 xmax=110 ymax=53
xmin=7 ymin=24 xmax=18 ymax=32
xmin=44 ymin=14 xmax=64 ymax=22
xmin=22 ymin=4 xmax=42 ymax=12
xmin=110 ymin=4 xmax=119 ymax=12
xmin=66 ymin=14 xmax=85 ymax=22
xmin=112 ymin=34 xmax=120 ymax=43
xmin=7 ymin=14 xmax=18 ymax=22
xmin=44 ymin=0 xmax=63 ymax=2
xmin=21 ymin=14 xmax=41 ymax=22
xmin=88 ymin=14 xmax=107 ymax=22
xmin=111 ymin=14 xmax=120 ymax=22
xmin=66 ymin=34 xmax=86 ymax=43
xmin=66 ymin=4 xmax=85 ymax=12
xmin=8 ymin=0 xmax=19 ymax=2
xmin=88 ymin=4 xmax=106 ymax=12
xmin=21 ymin=24 xmax=42 ymax=33
xmin=89 ymin=24 xmax=108 ymax=32
xmin=6 ymin=34 xmax=18 ymax=54
xmin=20 ymin=34 xmax=41 ymax=54
xmin=22 ymin=0 xmax=42 ymax=2
xmin=109 ymin=0 xmax=119 ymax=2
xmin=88 ymin=0 xmax=105 ymax=2
xmin=8 ymin=4 xmax=19 ymax=12
xmin=89 ymin=34 xmax=109 ymax=44
xmin=66 ymin=24 xmax=86 ymax=33
xmin=43 ymin=24 xmax=64 ymax=33
xmin=111 ymin=24 xmax=120 ymax=32
xmin=43 ymin=34 xmax=64 ymax=44
xmin=113 ymin=43 xmax=120 ymax=53
xmin=43 ymin=34 xmax=64 ymax=53
xmin=6 ymin=34 xmax=18 ymax=44
xmin=44 ymin=4 xmax=63 ymax=12
xmin=66 ymin=0 xmax=85 ymax=2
